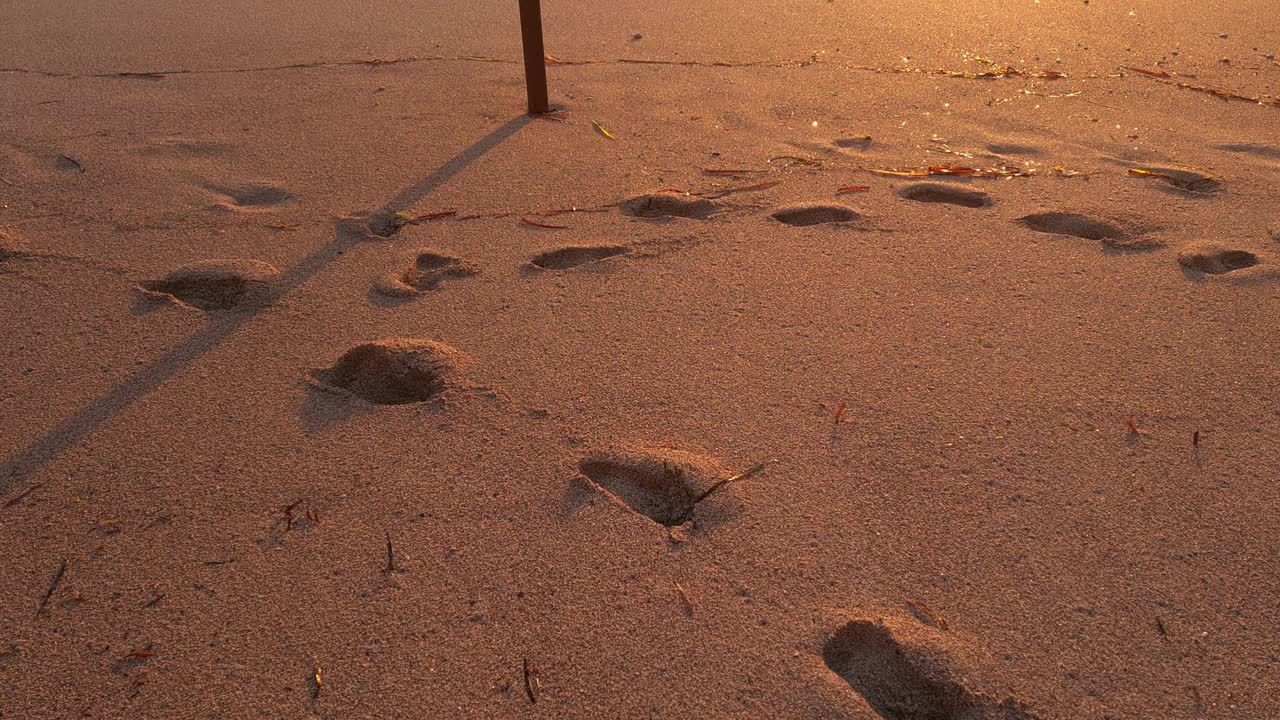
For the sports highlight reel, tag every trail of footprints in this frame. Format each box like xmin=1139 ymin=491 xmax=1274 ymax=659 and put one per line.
xmin=82 ymin=163 xmax=1269 ymax=714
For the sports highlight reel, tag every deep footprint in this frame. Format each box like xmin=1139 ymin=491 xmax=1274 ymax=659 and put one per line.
xmin=338 ymin=209 xmax=410 ymax=241
xmin=530 ymin=245 xmax=628 ymax=270
xmin=205 ymin=183 xmax=293 ymax=209
xmin=374 ymin=250 xmax=478 ymax=296
xmin=823 ymin=617 xmax=1040 ymax=720
xmin=138 ymin=259 xmax=279 ymax=311
xmin=1017 ymin=212 xmax=1126 ymax=241
xmin=771 ymin=203 xmax=859 ymax=227
xmin=620 ymin=193 xmax=719 ymax=219
xmin=1177 ymin=242 xmax=1260 ymax=275
xmin=899 ymin=183 xmax=992 ymax=208
xmin=309 ymin=339 xmax=463 ymax=405
xmin=577 ymin=449 xmax=742 ymax=527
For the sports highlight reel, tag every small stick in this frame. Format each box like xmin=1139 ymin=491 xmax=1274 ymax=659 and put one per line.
xmin=517 ymin=0 xmax=549 ymax=114
xmin=675 ymin=582 xmax=695 ymax=617
xmin=1124 ymin=417 xmax=1141 ymax=436
xmin=1155 ymin=615 xmax=1169 ymax=640
xmin=692 ymin=461 xmax=772 ymax=504
xmin=37 ymin=558 xmax=67 ymax=617
xmin=3 ymin=483 xmax=43 ymax=509
xmin=522 ymin=657 xmax=538 ymax=703
xmin=309 ymin=660 xmax=323 ymax=700
xmin=834 ymin=402 xmax=847 ymax=426
xmin=1192 ymin=430 xmax=1200 ymax=447
xmin=283 ymin=499 xmax=303 ymax=531
xmin=384 ymin=531 xmax=396 ymax=574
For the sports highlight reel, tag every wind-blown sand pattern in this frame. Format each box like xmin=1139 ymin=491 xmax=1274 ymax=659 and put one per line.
xmin=2 ymin=1 xmax=1278 ymax=718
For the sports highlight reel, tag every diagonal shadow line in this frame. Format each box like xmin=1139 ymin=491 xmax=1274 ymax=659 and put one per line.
xmin=0 ymin=114 xmax=532 ymax=500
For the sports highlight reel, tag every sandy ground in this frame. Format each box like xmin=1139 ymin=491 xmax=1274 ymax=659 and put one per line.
xmin=2 ymin=1 xmax=1278 ymax=718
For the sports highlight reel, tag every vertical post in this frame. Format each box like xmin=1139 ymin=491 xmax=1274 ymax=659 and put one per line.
xmin=518 ymin=0 xmax=550 ymax=114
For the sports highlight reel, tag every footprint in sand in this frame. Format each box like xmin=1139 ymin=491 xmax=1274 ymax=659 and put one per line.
xmin=1176 ymin=242 xmax=1259 ymax=275
xmin=0 ymin=229 xmax=29 ymax=265
xmin=898 ymin=183 xmax=992 ymax=209
xmin=337 ymin=209 xmax=409 ymax=241
xmin=308 ymin=338 xmax=465 ymax=405
xmin=986 ymin=143 xmax=1042 ymax=157
xmin=1128 ymin=165 xmax=1223 ymax=194
xmin=620 ymin=193 xmax=719 ymax=219
xmin=137 ymin=259 xmax=279 ymax=311
xmin=822 ymin=613 xmax=1041 ymax=720
xmin=1017 ymin=212 xmax=1159 ymax=250
xmin=833 ymin=136 xmax=874 ymax=151
xmin=529 ymin=245 xmax=628 ymax=270
xmin=372 ymin=249 xmax=478 ymax=297
xmin=771 ymin=203 xmax=860 ymax=227
xmin=576 ymin=447 xmax=747 ymax=528
xmin=205 ymin=182 xmax=294 ymax=211
xmin=1214 ymin=143 xmax=1280 ymax=164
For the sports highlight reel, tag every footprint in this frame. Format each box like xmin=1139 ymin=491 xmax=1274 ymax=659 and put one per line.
xmin=1128 ymin=165 xmax=1222 ymax=194
xmin=577 ymin=448 xmax=743 ymax=527
xmin=529 ymin=245 xmax=628 ymax=270
xmin=1214 ymin=143 xmax=1280 ymax=162
xmin=373 ymin=250 xmax=478 ymax=297
xmin=337 ymin=209 xmax=409 ymax=241
xmin=0 ymin=229 xmax=29 ymax=263
xmin=137 ymin=259 xmax=279 ymax=311
xmin=986 ymin=143 xmax=1041 ymax=157
xmin=833 ymin=136 xmax=874 ymax=151
xmin=308 ymin=339 xmax=464 ymax=405
xmin=205 ymin=183 xmax=293 ymax=210
xmin=1017 ymin=212 xmax=1132 ymax=243
xmin=1176 ymin=242 xmax=1260 ymax=275
xmin=142 ymin=140 xmax=233 ymax=159
xmin=620 ymin=193 xmax=719 ymax=219
xmin=822 ymin=614 xmax=1041 ymax=720
xmin=771 ymin=203 xmax=860 ymax=227
xmin=898 ymin=183 xmax=992 ymax=209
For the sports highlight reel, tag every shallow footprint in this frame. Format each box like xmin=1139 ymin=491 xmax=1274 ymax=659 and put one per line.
xmin=137 ymin=259 xmax=279 ymax=311
xmin=529 ymin=245 xmax=628 ymax=270
xmin=1176 ymin=242 xmax=1260 ymax=275
xmin=899 ymin=183 xmax=992 ymax=208
xmin=1018 ymin=212 xmax=1128 ymax=242
xmin=205 ymin=182 xmax=294 ymax=210
xmin=1129 ymin=165 xmax=1222 ymax=194
xmin=823 ymin=614 xmax=1040 ymax=720
xmin=308 ymin=339 xmax=464 ymax=405
xmin=373 ymin=250 xmax=478 ymax=297
xmin=620 ymin=193 xmax=719 ymax=219
xmin=771 ymin=203 xmax=860 ymax=227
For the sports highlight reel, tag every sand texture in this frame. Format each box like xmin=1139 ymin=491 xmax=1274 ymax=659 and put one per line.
xmin=2 ymin=1 xmax=1278 ymax=718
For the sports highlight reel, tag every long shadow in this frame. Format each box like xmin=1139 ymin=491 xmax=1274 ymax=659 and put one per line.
xmin=0 ymin=114 xmax=532 ymax=500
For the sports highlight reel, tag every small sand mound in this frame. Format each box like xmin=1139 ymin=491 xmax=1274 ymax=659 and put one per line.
xmin=823 ymin=614 xmax=1041 ymax=720
xmin=206 ymin=183 xmax=293 ymax=208
xmin=578 ymin=448 xmax=729 ymax=526
xmin=1177 ymin=242 xmax=1260 ymax=275
xmin=899 ymin=183 xmax=992 ymax=208
xmin=620 ymin=193 xmax=719 ymax=219
xmin=530 ymin=245 xmax=628 ymax=270
xmin=310 ymin=339 xmax=464 ymax=405
xmin=138 ymin=259 xmax=279 ymax=311
xmin=338 ymin=209 xmax=409 ymax=241
xmin=771 ymin=203 xmax=859 ymax=227
xmin=1018 ymin=212 xmax=1126 ymax=241
xmin=373 ymin=250 xmax=478 ymax=297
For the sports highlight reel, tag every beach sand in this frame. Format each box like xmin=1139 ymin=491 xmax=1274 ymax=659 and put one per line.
xmin=2 ymin=1 xmax=1278 ymax=717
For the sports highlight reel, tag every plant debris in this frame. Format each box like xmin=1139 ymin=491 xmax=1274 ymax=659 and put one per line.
xmin=522 ymin=657 xmax=539 ymax=704
xmin=836 ymin=185 xmax=870 ymax=194
xmin=37 ymin=559 xmax=67 ymax=617
xmin=691 ymin=461 xmax=772 ymax=504
xmin=520 ymin=217 xmax=569 ymax=229
xmin=591 ymin=120 xmax=617 ymax=140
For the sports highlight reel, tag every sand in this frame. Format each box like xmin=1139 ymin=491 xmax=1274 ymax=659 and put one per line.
xmin=2 ymin=1 xmax=1278 ymax=718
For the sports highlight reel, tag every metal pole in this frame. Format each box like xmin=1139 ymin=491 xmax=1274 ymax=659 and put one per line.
xmin=518 ymin=0 xmax=549 ymax=114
